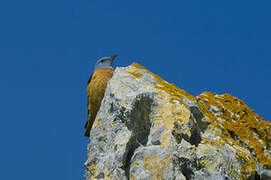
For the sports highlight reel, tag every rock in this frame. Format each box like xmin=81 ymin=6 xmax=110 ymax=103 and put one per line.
xmin=84 ymin=63 xmax=271 ymax=180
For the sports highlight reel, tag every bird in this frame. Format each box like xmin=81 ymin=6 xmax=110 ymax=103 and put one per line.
xmin=84 ymin=54 xmax=118 ymax=137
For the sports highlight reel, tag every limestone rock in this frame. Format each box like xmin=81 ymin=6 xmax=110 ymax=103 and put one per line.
xmin=84 ymin=63 xmax=271 ymax=180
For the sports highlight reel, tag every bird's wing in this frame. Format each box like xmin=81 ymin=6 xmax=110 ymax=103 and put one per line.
xmin=87 ymin=73 xmax=93 ymax=86
xmin=85 ymin=73 xmax=93 ymax=129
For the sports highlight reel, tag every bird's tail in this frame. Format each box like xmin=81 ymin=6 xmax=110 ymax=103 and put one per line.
xmin=84 ymin=120 xmax=91 ymax=137
xmin=84 ymin=115 xmax=94 ymax=137
xmin=84 ymin=126 xmax=90 ymax=137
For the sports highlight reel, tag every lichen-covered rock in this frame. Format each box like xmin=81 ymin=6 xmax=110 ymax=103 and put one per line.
xmin=84 ymin=63 xmax=271 ymax=180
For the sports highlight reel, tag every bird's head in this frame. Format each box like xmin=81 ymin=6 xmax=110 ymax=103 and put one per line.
xmin=94 ymin=54 xmax=118 ymax=71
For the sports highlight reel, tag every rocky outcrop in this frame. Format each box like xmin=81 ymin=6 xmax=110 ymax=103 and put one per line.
xmin=84 ymin=63 xmax=271 ymax=180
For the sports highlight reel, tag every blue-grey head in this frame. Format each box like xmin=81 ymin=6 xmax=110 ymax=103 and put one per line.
xmin=94 ymin=54 xmax=118 ymax=71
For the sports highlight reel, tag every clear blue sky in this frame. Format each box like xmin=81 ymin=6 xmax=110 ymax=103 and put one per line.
xmin=0 ymin=0 xmax=270 ymax=179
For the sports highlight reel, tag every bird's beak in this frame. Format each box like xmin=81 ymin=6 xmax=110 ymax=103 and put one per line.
xmin=111 ymin=54 xmax=118 ymax=61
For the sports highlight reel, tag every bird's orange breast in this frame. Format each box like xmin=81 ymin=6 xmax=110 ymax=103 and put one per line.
xmin=87 ymin=69 xmax=114 ymax=128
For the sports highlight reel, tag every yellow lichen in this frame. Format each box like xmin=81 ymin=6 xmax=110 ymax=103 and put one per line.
xmin=129 ymin=173 xmax=135 ymax=180
xmin=130 ymin=63 xmax=195 ymax=107
xmin=130 ymin=70 xmax=144 ymax=79
xmin=87 ymin=154 xmax=93 ymax=161
xmin=144 ymin=154 xmax=160 ymax=179
xmin=85 ymin=162 xmax=100 ymax=179
xmin=92 ymin=118 xmax=99 ymax=129
xmin=143 ymin=154 xmax=171 ymax=179
xmin=161 ymin=154 xmax=171 ymax=169
xmin=157 ymin=103 xmax=190 ymax=149
xmin=132 ymin=161 xmax=139 ymax=166
xmin=197 ymin=92 xmax=271 ymax=174
xmin=111 ymin=122 xmax=116 ymax=127
xmin=104 ymin=168 xmax=113 ymax=180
